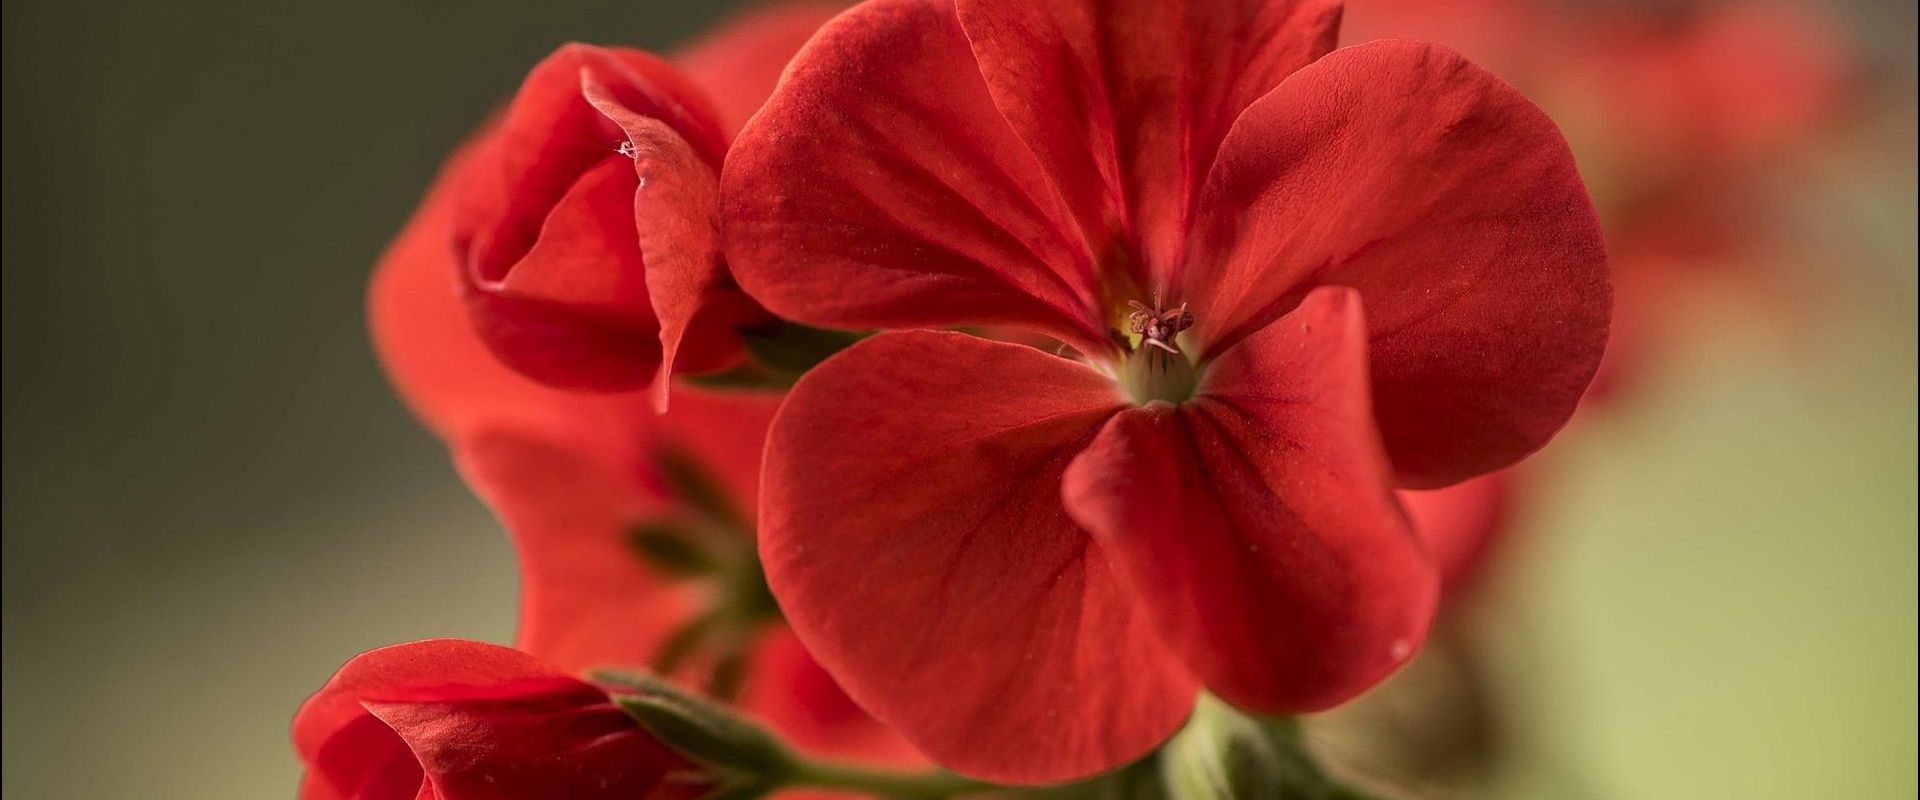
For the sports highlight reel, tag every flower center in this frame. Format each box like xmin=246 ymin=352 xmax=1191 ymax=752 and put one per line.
xmin=1118 ymin=298 xmax=1198 ymax=404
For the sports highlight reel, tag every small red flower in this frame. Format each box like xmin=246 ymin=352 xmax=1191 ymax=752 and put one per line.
xmin=292 ymin=639 xmax=699 ymax=800
xmin=721 ymin=0 xmax=1608 ymax=782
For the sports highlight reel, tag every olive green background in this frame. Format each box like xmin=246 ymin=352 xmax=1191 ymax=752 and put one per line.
xmin=2 ymin=1 xmax=1914 ymax=798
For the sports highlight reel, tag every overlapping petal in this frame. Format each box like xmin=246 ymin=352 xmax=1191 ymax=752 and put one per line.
xmin=293 ymin=639 xmax=693 ymax=800
xmin=957 ymin=0 xmax=1341 ymax=283
xmin=721 ymin=0 xmax=1110 ymax=353
xmin=1063 ymin=287 xmax=1436 ymax=714
xmin=760 ymin=331 xmax=1196 ymax=782
xmin=1180 ymin=41 xmax=1609 ymax=488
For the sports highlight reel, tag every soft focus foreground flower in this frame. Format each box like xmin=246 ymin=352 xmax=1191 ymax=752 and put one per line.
xmin=722 ymin=0 xmax=1608 ymax=783
xmin=293 ymin=639 xmax=700 ymax=800
xmin=365 ymin=1 xmax=913 ymax=773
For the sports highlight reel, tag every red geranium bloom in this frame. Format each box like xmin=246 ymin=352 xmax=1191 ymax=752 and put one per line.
xmin=365 ymin=1 xmax=915 ymax=773
xmin=722 ymin=0 xmax=1608 ymax=782
xmin=448 ymin=3 xmax=851 ymax=401
xmin=293 ymin=639 xmax=699 ymax=800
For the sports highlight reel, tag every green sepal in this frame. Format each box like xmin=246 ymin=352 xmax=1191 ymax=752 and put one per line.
xmin=1158 ymin=697 xmax=1385 ymax=800
xmin=626 ymin=520 xmax=722 ymax=577
xmin=613 ymin=690 xmax=793 ymax=779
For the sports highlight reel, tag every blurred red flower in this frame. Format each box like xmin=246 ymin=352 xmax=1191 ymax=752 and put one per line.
xmin=1347 ymin=0 xmax=1850 ymax=399
xmin=293 ymin=639 xmax=700 ymax=800
xmin=721 ymin=0 xmax=1608 ymax=783
xmin=362 ymin=0 xmax=916 ymax=778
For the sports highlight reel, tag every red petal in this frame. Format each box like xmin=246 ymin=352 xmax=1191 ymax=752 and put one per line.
xmin=293 ymin=639 xmax=691 ymax=800
xmin=760 ymin=331 xmax=1196 ymax=782
xmin=457 ymin=44 xmax=727 ymax=391
xmin=1180 ymin=41 xmax=1609 ymax=488
xmin=721 ymin=0 xmax=1111 ymax=355
xmin=957 ymin=0 xmax=1340 ymax=286
xmin=674 ymin=2 xmax=847 ymax=138
xmin=455 ymin=430 xmax=694 ymax=674
xmin=1400 ymin=470 xmax=1513 ymax=595
xmin=583 ymin=77 xmax=760 ymax=409
xmin=1063 ymin=287 xmax=1437 ymax=714
xmin=366 ymin=137 xmax=654 ymax=447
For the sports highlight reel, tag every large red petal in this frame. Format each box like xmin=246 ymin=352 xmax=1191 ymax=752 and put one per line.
xmin=721 ymin=0 xmax=1110 ymax=354
xmin=674 ymin=2 xmax=848 ymax=139
xmin=366 ymin=137 xmax=653 ymax=448
xmin=293 ymin=639 xmax=691 ymax=800
xmin=957 ymin=0 xmax=1340 ymax=287
xmin=1064 ymin=287 xmax=1437 ymax=714
xmin=1181 ymin=41 xmax=1609 ymax=488
xmin=760 ymin=331 xmax=1197 ymax=782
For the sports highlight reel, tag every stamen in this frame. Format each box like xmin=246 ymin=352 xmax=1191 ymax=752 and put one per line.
xmin=1118 ymin=293 xmax=1199 ymax=404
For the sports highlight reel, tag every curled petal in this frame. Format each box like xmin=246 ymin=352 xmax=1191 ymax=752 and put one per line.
xmin=722 ymin=0 xmax=1110 ymax=354
xmin=1064 ymin=287 xmax=1437 ymax=713
xmin=1400 ymin=470 xmax=1513 ymax=595
xmin=1181 ymin=41 xmax=1609 ymax=487
xmin=760 ymin=331 xmax=1196 ymax=782
xmin=293 ymin=639 xmax=692 ymax=800
xmin=585 ymin=78 xmax=760 ymax=408
xmin=957 ymin=0 xmax=1341 ymax=285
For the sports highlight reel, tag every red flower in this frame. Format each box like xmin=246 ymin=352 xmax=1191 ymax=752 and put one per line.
xmin=293 ymin=639 xmax=699 ymax=800
xmin=446 ymin=1 xmax=855 ymax=401
xmin=366 ymin=1 xmax=915 ymax=774
xmin=721 ymin=0 xmax=1608 ymax=782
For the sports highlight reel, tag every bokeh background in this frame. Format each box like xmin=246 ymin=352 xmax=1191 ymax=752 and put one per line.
xmin=1 ymin=0 xmax=1913 ymax=798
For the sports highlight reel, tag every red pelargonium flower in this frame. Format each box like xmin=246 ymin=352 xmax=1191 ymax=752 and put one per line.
xmin=722 ymin=0 xmax=1608 ymax=782
xmin=293 ymin=639 xmax=699 ymax=800
xmin=446 ymin=4 xmax=854 ymax=403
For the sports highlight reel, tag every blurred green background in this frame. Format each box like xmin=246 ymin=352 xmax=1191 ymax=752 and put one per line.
xmin=1 ymin=1 xmax=1912 ymax=798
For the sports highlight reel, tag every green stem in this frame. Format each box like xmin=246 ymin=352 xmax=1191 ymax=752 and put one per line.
xmin=785 ymin=757 xmax=992 ymax=798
